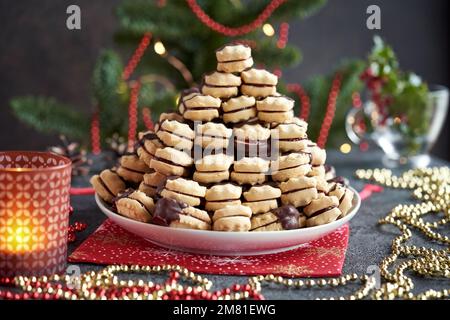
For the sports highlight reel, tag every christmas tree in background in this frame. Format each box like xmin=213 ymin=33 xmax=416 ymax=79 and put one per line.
xmin=10 ymin=0 xmax=364 ymax=152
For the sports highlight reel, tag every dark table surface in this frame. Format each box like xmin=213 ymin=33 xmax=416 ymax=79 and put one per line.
xmin=68 ymin=149 xmax=449 ymax=300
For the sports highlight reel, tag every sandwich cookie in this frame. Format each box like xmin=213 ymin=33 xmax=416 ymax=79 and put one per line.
xmin=279 ymin=176 xmax=318 ymax=208
xmin=250 ymin=205 xmax=305 ymax=231
xmin=178 ymin=91 xmax=221 ymax=122
xmin=241 ymin=68 xmax=278 ymax=97
xmin=204 ymin=183 xmax=242 ymax=212
xmin=138 ymin=171 xmax=167 ymax=197
xmin=271 ymin=153 xmax=311 ymax=182
xmin=90 ymin=169 xmax=127 ymax=203
xmin=212 ymin=205 xmax=252 ymax=232
xmin=233 ymin=124 xmax=271 ymax=159
xmin=193 ymin=154 xmax=234 ymax=184
xmin=216 ymin=43 xmax=253 ymax=73
xmin=256 ymin=95 xmax=294 ymax=123
xmin=327 ymin=182 xmax=354 ymax=218
xmin=222 ymin=95 xmax=257 ymax=124
xmin=195 ymin=122 xmax=232 ymax=152
xmin=315 ymin=176 xmax=329 ymax=194
xmin=150 ymin=147 xmax=193 ymax=177
xmin=303 ymin=141 xmax=327 ymax=178
xmin=159 ymin=177 xmax=206 ymax=207
xmin=231 ymin=157 xmax=269 ymax=185
xmin=271 ymin=118 xmax=309 ymax=152
xmin=156 ymin=119 xmax=195 ymax=151
xmin=154 ymin=112 xmax=184 ymax=132
xmin=136 ymin=131 xmax=164 ymax=167
xmin=152 ymin=198 xmax=211 ymax=230
xmin=303 ymin=193 xmax=341 ymax=227
xmin=114 ymin=189 xmax=155 ymax=223
xmin=243 ymin=185 xmax=281 ymax=214
xmin=201 ymin=71 xmax=241 ymax=99
xmin=117 ymin=153 xmax=152 ymax=184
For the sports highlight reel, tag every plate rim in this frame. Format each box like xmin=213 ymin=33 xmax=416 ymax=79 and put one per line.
xmin=96 ymin=186 xmax=361 ymax=237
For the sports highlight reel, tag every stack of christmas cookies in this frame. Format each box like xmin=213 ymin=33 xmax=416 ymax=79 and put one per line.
xmin=91 ymin=43 xmax=354 ymax=232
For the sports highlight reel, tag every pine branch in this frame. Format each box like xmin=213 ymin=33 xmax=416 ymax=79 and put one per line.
xmin=10 ymin=96 xmax=89 ymax=142
xmin=304 ymin=59 xmax=365 ymax=147
xmin=92 ymin=50 xmax=128 ymax=140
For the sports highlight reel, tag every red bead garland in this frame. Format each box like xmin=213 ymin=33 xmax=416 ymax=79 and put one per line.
xmin=67 ymin=206 xmax=87 ymax=243
xmin=90 ymin=111 xmax=101 ymax=154
xmin=0 ymin=267 xmax=265 ymax=300
xmin=127 ymin=81 xmax=141 ymax=151
xmin=317 ymin=72 xmax=342 ymax=148
xmin=277 ymin=22 xmax=289 ymax=48
xmin=351 ymin=91 xmax=362 ymax=109
xmin=142 ymin=107 xmax=155 ymax=130
xmin=122 ymin=32 xmax=152 ymax=81
xmin=186 ymin=0 xmax=286 ymax=36
xmin=287 ymin=83 xmax=311 ymax=121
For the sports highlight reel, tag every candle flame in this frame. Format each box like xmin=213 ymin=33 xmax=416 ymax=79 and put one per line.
xmin=4 ymin=218 xmax=34 ymax=253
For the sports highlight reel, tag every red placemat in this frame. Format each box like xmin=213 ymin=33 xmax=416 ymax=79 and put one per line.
xmin=69 ymin=219 xmax=349 ymax=277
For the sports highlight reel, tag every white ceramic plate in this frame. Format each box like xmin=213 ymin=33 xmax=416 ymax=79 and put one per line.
xmin=96 ymin=187 xmax=361 ymax=256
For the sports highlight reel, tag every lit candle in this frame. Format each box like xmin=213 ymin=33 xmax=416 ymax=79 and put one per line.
xmin=0 ymin=151 xmax=72 ymax=277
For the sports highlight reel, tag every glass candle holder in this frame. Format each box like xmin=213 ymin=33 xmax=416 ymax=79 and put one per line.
xmin=0 ymin=151 xmax=72 ymax=277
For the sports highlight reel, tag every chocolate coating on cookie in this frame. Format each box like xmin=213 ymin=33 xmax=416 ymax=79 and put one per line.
xmin=273 ymin=205 xmax=301 ymax=230
xmin=152 ymin=198 xmax=188 ymax=227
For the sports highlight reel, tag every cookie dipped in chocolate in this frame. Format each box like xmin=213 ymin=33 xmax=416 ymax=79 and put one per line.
xmin=272 ymin=205 xmax=301 ymax=230
xmin=152 ymin=197 xmax=188 ymax=227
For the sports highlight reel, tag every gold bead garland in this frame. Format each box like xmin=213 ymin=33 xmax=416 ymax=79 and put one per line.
xmin=242 ymin=167 xmax=450 ymax=300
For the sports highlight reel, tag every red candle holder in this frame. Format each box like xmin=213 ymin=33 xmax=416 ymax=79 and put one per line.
xmin=0 ymin=151 xmax=72 ymax=277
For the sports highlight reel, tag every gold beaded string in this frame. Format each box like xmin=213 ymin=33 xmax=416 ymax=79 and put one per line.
xmin=243 ymin=167 xmax=449 ymax=300
xmin=248 ymin=273 xmax=377 ymax=300
xmin=357 ymin=167 xmax=450 ymax=300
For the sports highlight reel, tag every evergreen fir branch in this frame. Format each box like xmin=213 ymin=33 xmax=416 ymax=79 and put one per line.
xmin=10 ymin=96 xmax=89 ymax=142
xmin=304 ymin=59 xmax=365 ymax=147
xmin=92 ymin=50 xmax=128 ymax=141
xmin=253 ymin=42 xmax=301 ymax=69
xmin=271 ymin=0 xmax=327 ymax=20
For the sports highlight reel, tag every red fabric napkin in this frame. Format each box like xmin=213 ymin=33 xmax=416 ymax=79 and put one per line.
xmin=69 ymin=219 xmax=349 ymax=277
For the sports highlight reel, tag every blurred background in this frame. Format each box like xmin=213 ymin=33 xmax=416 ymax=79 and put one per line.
xmin=0 ymin=0 xmax=448 ymax=160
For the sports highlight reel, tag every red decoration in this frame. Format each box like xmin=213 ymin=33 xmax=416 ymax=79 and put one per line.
xmin=277 ymin=22 xmax=289 ymax=48
xmin=317 ymin=72 xmax=342 ymax=148
xmin=352 ymin=91 xmax=362 ymax=109
xmin=122 ymin=32 xmax=152 ymax=81
xmin=90 ymin=111 xmax=101 ymax=155
xmin=359 ymin=141 xmax=369 ymax=152
xmin=127 ymin=81 xmax=141 ymax=151
xmin=69 ymin=219 xmax=349 ymax=278
xmin=287 ymin=83 xmax=311 ymax=121
xmin=67 ymin=221 xmax=87 ymax=243
xmin=359 ymin=184 xmax=384 ymax=201
xmin=186 ymin=0 xmax=287 ymax=37
xmin=70 ymin=187 xmax=95 ymax=196
xmin=142 ymin=107 xmax=155 ymax=130
xmin=273 ymin=68 xmax=282 ymax=78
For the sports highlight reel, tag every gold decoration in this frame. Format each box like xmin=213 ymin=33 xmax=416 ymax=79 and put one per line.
xmin=248 ymin=167 xmax=449 ymax=300
xmin=270 ymin=264 xmax=313 ymax=276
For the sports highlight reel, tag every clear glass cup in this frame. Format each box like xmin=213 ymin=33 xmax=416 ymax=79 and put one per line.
xmin=346 ymin=85 xmax=449 ymax=167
